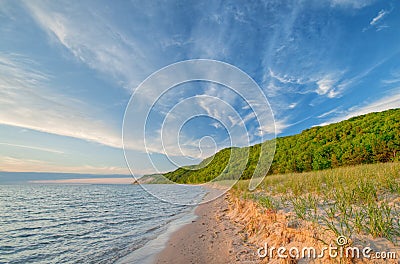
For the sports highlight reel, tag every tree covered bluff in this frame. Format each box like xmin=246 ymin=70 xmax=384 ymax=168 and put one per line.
xmin=146 ymin=108 xmax=400 ymax=184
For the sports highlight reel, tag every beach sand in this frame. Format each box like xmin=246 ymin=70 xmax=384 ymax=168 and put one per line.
xmin=154 ymin=189 xmax=400 ymax=264
xmin=154 ymin=193 xmax=259 ymax=264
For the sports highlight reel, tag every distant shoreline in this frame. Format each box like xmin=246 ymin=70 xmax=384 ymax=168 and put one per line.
xmin=29 ymin=177 xmax=134 ymax=184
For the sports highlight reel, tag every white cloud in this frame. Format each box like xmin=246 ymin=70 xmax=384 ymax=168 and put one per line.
xmin=315 ymin=72 xmax=349 ymax=98
xmin=275 ymin=120 xmax=288 ymax=134
xmin=319 ymin=91 xmax=400 ymax=126
xmin=363 ymin=9 xmax=391 ymax=32
xmin=263 ymin=68 xmax=318 ymax=102
xmin=259 ymin=119 xmax=288 ymax=135
xmin=324 ymin=59 xmax=388 ymax=98
xmin=155 ymin=95 xmax=249 ymax=157
xmin=0 ymin=142 xmax=64 ymax=154
xmin=121 ymin=58 xmax=279 ymax=159
xmin=330 ymin=0 xmax=376 ymax=9
xmin=382 ymin=78 xmax=400 ymax=85
xmin=370 ymin=10 xmax=388 ymax=26
xmin=210 ymin=122 xmax=223 ymax=129
xmin=268 ymin=69 xmax=347 ymax=99
xmin=317 ymin=107 xmax=342 ymax=118
xmin=23 ymin=1 xmax=161 ymax=90
xmin=0 ymin=155 xmax=131 ymax=174
xmin=0 ymin=53 xmax=122 ymax=148
xmin=264 ymin=81 xmax=282 ymax=97
xmin=316 ymin=77 xmax=336 ymax=96
xmin=382 ymin=69 xmax=400 ymax=84
xmin=269 ymin=68 xmax=307 ymax=85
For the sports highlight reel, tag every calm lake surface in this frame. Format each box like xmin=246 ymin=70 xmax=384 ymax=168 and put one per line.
xmin=0 ymin=184 xmax=206 ymax=263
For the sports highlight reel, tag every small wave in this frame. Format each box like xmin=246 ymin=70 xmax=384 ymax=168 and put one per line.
xmin=0 ymin=183 xmax=206 ymax=263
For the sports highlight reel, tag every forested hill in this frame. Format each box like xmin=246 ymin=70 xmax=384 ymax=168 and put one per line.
xmin=159 ymin=108 xmax=400 ymax=184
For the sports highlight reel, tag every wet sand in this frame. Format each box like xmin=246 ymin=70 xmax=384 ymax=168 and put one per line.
xmin=154 ymin=193 xmax=259 ymax=264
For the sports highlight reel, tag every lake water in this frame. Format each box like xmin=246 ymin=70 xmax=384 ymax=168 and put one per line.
xmin=0 ymin=184 xmax=206 ymax=263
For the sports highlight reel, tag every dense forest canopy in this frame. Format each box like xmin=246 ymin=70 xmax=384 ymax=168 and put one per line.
xmin=156 ymin=108 xmax=400 ymax=184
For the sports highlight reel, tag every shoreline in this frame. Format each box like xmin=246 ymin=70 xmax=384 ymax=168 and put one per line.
xmin=115 ymin=207 xmax=199 ymax=264
xmin=115 ymin=186 xmax=235 ymax=264
xmin=154 ymin=191 xmax=259 ymax=263
xmin=115 ymin=185 xmax=211 ymax=264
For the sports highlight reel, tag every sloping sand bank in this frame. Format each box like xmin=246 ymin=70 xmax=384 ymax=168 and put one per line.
xmin=155 ymin=190 xmax=399 ymax=264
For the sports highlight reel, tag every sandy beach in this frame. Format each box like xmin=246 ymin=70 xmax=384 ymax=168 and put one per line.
xmin=154 ymin=186 xmax=400 ymax=264
xmin=155 ymin=193 xmax=259 ymax=264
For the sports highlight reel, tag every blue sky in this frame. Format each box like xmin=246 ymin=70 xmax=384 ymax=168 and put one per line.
xmin=0 ymin=0 xmax=399 ymax=176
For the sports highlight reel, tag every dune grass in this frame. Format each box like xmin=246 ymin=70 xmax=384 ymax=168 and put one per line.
xmin=232 ymin=162 xmax=400 ymax=244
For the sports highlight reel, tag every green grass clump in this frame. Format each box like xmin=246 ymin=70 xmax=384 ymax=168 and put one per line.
xmin=232 ymin=162 xmax=400 ymax=244
xmin=258 ymin=196 xmax=278 ymax=211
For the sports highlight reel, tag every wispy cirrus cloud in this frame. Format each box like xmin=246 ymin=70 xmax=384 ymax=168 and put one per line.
xmin=140 ymin=94 xmax=251 ymax=159
xmin=314 ymin=56 xmax=394 ymax=100
xmin=258 ymin=119 xmax=288 ymax=135
xmin=268 ymin=68 xmax=308 ymax=85
xmin=315 ymin=71 xmax=350 ymax=99
xmin=363 ymin=9 xmax=392 ymax=32
xmin=329 ymin=0 xmax=376 ymax=9
xmin=317 ymin=107 xmax=343 ymax=119
xmin=316 ymin=77 xmax=337 ymax=98
xmin=0 ymin=142 xmax=64 ymax=154
xmin=382 ymin=68 xmax=400 ymax=84
xmin=319 ymin=91 xmax=400 ymax=126
xmin=370 ymin=9 xmax=389 ymax=25
xmin=0 ymin=53 xmax=122 ymax=148
xmin=268 ymin=68 xmax=346 ymax=99
xmin=257 ymin=2 xmax=351 ymax=118
xmin=23 ymin=1 xmax=170 ymax=91
xmin=0 ymin=155 xmax=131 ymax=174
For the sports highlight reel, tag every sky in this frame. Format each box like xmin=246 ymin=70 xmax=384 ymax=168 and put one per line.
xmin=0 ymin=0 xmax=399 ymax=177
